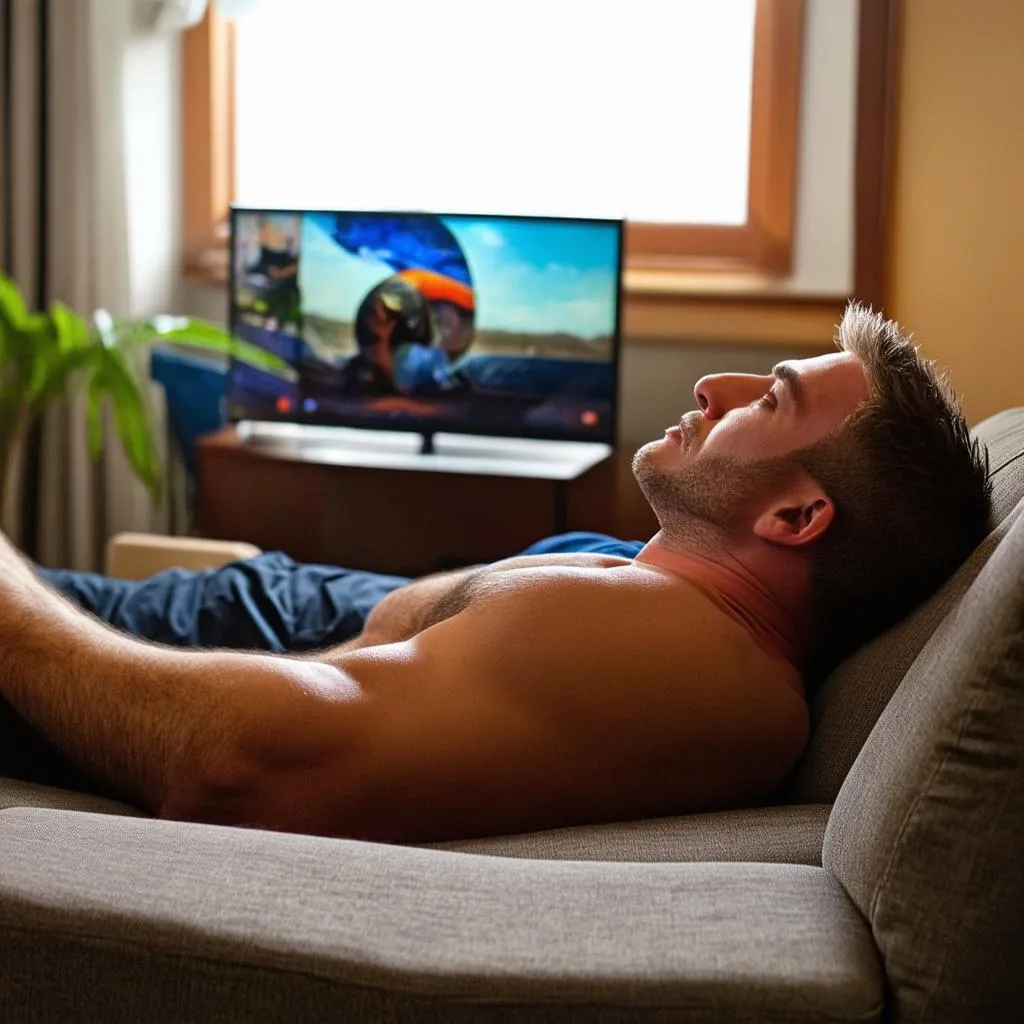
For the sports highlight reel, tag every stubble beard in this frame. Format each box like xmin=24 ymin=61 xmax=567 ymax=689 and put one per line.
xmin=632 ymin=443 xmax=788 ymax=549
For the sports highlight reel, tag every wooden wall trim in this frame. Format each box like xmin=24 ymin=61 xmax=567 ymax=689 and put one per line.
xmin=627 ymin=0 xmax=805 ymax=275
xmin=624 ymin=293 xmax=843 ymax=350
xmin=853 ymin=0 xmax=901 ymax=312
xmin=181 ymin=4 xmax=235 ymax=281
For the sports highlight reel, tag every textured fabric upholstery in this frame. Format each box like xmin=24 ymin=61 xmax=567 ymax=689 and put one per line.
xmin=785 ymin=505 xmax=1019 ymax=803
xmin=0 ymin=808 xmax=883 ymax=1024
xmin=974 ymin=406 xmax=1024 ymax=525
xmin=0 ymin=778 xmax=146 ymax=816
xmin=0 ymin=777 xmax=829 ymax=867
xmin=429 ymin=804 xmax=830 ymax=865
xmin=823 ymin=505 xmax=1024 ymax=1023
xmin=786 ymin=407 xmax=1024 ymax=803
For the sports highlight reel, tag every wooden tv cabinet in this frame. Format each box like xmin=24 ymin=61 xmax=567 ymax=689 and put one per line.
xmin=196 ymin=425 xmax=657 ymax=577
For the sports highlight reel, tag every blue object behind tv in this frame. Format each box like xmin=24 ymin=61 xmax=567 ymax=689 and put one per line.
xmin=150 ymin=347 xmax=228 ymax=476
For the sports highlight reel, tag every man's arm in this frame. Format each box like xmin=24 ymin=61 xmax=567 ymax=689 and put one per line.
xmin=0 ymin=531 xmax=368 ymax=828
xmin=0 ymin=535 xmax=648 ymax=840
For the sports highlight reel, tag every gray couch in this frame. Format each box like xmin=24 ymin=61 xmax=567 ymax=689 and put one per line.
xmin=2 ymin=410 xmax=1022 ymax=1024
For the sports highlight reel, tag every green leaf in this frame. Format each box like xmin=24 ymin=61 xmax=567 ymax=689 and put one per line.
xmin=150 ymin=316 xmax=226 ymax=344
xmin=85 ymin=369 xmax=105 ymax=460
xmin=110 ymin=315 xmax=227 ymax=349
xmin=50 ymin=301 xmax=89 ymax=352
xmin=111 ymin=314 xmax=294 ymax=380
xmin=178 ymin=336 xmax=296 ymax=379
xmin=0 ymin=276 xmax=49 ymax=346
xmin=93 ymin=347 xmax=162 ymax=503
xmin=29 ymin=345 xmax=98 ymax=410
xmin=24 ymin=318 xmax=60 ymax=403
xmin=0 ymin=275 xmax=29 ymax=330
xmin=24 ymin=301 xmax=98 ymax=407
xmin=0 ymin=280 xmax=305 ymax=507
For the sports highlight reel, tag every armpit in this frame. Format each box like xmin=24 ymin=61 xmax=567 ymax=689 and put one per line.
xmin=417 ymin=570 xmax=487 ymax=632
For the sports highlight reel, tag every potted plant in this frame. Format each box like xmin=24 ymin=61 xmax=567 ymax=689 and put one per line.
xmin=0 ymin=273 xmax=289 ymax=513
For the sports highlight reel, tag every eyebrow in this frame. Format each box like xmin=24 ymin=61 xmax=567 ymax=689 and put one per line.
xmin=771 ymin=363 xmax=803 ymax=408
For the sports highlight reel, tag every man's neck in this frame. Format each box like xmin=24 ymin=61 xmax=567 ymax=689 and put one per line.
xmin=639 ymin=530 xmax=810 ymax=666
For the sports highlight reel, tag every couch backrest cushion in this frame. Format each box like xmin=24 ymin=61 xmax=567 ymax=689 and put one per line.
xmin=822 ymin=506 xmax=1024 ymax=1023
xmin=785 ymin=407 xmax=1024 ymax=803
xmin=976 ymin=406 xmax=1024 ymax=525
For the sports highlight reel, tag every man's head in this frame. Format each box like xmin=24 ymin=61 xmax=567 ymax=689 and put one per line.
xmin=633 ymin=303 xmax=992 ymax=676
xmin=633 ymin=347 xmax=868 ymax=548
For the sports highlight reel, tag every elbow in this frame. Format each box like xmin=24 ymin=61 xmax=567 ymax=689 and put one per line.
xmin=156 ymin=740 xmax=258 ymax=828
xmin=156 ymin=657 xmax=377 ymax=836
xmin=157 ymin=737 xmax=374 ymax=838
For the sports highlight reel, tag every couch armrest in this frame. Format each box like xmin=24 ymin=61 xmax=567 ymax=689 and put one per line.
xmin=0 ymin=808 xmax=883 ymax=1023
xmin=104 ymin=532 xmax=262 ymax=579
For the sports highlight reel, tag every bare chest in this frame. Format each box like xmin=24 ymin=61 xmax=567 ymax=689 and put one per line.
xmin=420 ymin=555 xmax=637 ymax=631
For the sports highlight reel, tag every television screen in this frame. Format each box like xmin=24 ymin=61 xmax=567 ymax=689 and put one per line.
xmin=227 ymin=209 xmax=623 ymax=445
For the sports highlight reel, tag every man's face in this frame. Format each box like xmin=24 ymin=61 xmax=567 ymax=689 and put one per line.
xmin=633 ymin=352 xmax=870 ymax=535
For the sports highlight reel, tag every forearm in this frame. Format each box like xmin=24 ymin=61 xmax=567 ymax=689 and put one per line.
xmin=0 ymin=534 xmax=347 ymax=813
xmin=0 ymin=542 xmax=164 ymax=805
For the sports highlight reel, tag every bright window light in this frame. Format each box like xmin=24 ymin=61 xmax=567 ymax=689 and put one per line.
xmin=234 ymin=0 xmax=757 ymax=224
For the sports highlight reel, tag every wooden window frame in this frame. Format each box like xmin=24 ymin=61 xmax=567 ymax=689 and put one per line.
xmin=182 ymin=0 xmax=899 ymax=347
xmin=181 ymin=4 xmax=235 ymax=282
xmin=628 ymin=0 xmax=804 ymax=275
xmin=182 ymin=0 xmax=804 ymax=282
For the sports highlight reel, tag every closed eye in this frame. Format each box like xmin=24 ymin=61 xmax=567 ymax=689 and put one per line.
xmin=757 ymin=390 xmax=778 ymax=411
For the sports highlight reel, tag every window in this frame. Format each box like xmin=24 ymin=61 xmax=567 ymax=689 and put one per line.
xmin=183 ymin=0 xmax=805 ymax=282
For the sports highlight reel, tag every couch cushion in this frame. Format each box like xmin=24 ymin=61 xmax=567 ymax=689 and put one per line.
xmin=0 ymin=808 xmax=884 ymax=1024
xmin=785 ymin=503 xmax=1020 ymax=803
xmin=427 ymin=804 xmax=831 ymax=864
xmin=973 ymin=406 xmax=1024 ymax=525
xmin=0 ymin=777 xmax=146 ymax=817
xmin=786 ymin=407 xmax=1024 ymax=804
xmin=822 ymin=504 xmax=1024 ymax=1023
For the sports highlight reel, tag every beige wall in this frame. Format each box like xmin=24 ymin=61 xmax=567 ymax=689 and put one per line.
xmin=888 ymin=0 xmax=1024 ymax=425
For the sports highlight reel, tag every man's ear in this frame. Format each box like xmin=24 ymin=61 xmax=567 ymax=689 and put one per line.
xmin=752 ymin=476 xmax=835 ymax=548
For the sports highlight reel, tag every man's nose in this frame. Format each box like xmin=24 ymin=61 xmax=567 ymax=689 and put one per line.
xmin=693 ymin=373 xmax=771 ymax=420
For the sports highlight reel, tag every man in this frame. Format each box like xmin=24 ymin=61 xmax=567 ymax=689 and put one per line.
xmin=0 ymin=306 xmax=991 ymax=843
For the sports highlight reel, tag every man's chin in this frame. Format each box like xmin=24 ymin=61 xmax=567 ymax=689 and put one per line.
xmin=631 ymin=440 xmax=665 ymax=480
xmin=631 ymin=446 xmax=678 ymax=512
xmin=631 ymin=449 xmax=745 ymax=535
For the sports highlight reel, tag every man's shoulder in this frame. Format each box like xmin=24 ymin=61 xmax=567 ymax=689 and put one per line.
xmin=414 ymin=561 xmax=790 ymax=695
xmin=487 ymin=551 xmax=637 ymax=575
xmin=466 ymin=560 xmax=758 ymax=641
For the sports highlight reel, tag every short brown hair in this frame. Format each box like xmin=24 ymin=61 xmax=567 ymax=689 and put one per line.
xmin=792 ymin=303 xmax=992 ymax=681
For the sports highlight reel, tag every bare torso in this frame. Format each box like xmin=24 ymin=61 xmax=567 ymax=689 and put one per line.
xmin=322 ymin=553 xmax=809 ymax=843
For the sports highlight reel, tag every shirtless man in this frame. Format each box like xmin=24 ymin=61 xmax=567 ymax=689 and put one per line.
xmin=0 ymin=306 xmax=991 ymax=843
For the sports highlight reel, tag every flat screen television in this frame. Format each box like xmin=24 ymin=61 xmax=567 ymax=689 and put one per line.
xmin=227 ymin=208 xmax=623 ymax=451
